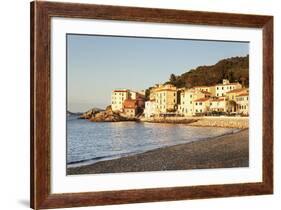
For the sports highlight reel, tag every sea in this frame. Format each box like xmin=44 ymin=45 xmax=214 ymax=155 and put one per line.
xmin=67 ymin=115 xmax=240 ymax=168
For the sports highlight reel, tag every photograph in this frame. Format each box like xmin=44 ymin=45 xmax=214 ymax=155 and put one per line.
xmin=66 ymin=34 xmax=250 ymax=175
xmin=29 ymin=2 xmax=274 ymax=208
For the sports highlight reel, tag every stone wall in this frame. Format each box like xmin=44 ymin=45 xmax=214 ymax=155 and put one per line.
xmin=141 ymin=116 xmax=249 ymax=129
xmin=189 ymin=117 xmax=248 ymax=129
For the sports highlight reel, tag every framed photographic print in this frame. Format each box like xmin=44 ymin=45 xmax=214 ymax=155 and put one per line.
xmin=30 ymin=1 xmax=273 ymax=209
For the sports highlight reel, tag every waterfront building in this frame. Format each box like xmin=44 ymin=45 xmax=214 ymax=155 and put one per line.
xmin=123 ymin=99 xmax=137 ymax=118
xmin=178 ymin=88 xmax=207 ymax=116
xmin=209 ymin=98 xmax=227 ymax=112
xmin=225 ymin=88 xmax=249 ymax=113
xmin=143 ymin=100 xmax=157 ymax=118
xmin=149 ymin=84 xmax=160 ymax=100
xmin=236 ymin=93 xmax=249 ymax=115
xmin=130 ymin=91 xmax=145 ymax=109
xmin=111 ymin=89 xmax=130 ymax=112
xmin=154 ymin=84 xmax=177 ymax=113
xmin=194 ymin=97 xmax=211 ymax=114
xmin=214 ymin=79 xmax=242 ymax=97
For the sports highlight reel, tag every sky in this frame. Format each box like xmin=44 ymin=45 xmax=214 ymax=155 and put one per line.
xmin=67 ymin=34 xmax=249 ymax=112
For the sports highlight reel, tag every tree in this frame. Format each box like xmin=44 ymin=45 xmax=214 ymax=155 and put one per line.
xmin=169 ymin=74 xmax=177 ymax=85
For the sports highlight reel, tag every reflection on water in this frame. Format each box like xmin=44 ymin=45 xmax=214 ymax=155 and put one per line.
xmin=67 ymin=115 xmax=240 ymax=167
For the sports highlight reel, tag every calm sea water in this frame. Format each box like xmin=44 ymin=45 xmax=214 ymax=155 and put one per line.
xmin=67 ymin=115 xmax=240 ymax=167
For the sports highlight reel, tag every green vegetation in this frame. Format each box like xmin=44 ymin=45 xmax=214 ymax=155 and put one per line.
xmin=166 ymin=55 xmax=249 ymax=88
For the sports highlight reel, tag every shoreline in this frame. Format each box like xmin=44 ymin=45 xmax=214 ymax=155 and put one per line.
xmin=75 ymin=116 xmax=249 ymax=129
xmin=67 ymin=129 xmax=249 ymax=175
xmin=141 ymin=116 xmax=248 ymax=129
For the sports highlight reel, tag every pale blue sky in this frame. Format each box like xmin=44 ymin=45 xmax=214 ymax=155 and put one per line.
xmin=67 ymin=34 xmax=249 ymax=112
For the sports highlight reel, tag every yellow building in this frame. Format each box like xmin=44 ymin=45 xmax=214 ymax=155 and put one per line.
xmin=111 ymin=89 xmax=130 ymax=112
xmin=225 ymin=88 xmax=249 ymax=113
xmin=236 ymin=93 xmax=249 ymax=115
xmin=178 ymin=88 xmax=208 ymax=116
xmin=215 ymin=79 xmax=242 ymax=97
xmin=194 ymin=86 xmax=216 ymax=96
xmin=154 ymin=84 xmax=177 ymax=113
xmin=149 ymin=84 xmax=160 ymax=100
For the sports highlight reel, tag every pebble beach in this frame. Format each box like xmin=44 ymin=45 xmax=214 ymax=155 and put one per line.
xmin=67 ymin=128 xmax=249 ymax=175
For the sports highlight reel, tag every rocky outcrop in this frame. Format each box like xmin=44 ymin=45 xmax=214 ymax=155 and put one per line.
xmin=80 ymin=108 xmax=103 ymax=119
xmin=81 ymin=106 xmax=137 ymax=122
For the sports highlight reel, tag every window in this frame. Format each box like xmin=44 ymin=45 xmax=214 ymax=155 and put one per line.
xmin=190 ymin=95 xmax=192 ymax=98
xmin=217 ymin=87 xmax=219 ymax=90
xmin=174 ymin=93 xmax=176 ymax=96
xmin=190 ymin=101 xmax=192 ymax=104
xmin=217 ymin=93 xmax=219 ymax=96
xmin=222 ymin=87 xmax=224 ymax=90
xmin=174 ymin=99 xmax=176 ymax=103
xmin=196 ymin=109 xmax=198 ymax=112
xmin=195 ymin=102 xmax=198 ymax=105
xmin=200 ymin=109 xmax=202 ymax=112
xmin=199 ymin=102 xmax=202 ymax=105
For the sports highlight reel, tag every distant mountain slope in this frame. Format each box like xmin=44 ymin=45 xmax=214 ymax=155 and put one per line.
xmin=167 ymin=55 xmax=249 ymax=88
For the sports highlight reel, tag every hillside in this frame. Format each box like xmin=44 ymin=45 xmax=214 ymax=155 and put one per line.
xmin=166 ymin=55 xmax=249 ymax=88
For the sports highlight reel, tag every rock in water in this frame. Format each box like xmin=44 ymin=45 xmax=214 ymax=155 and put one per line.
xmin=80 ymin=108 xmax=103 ymax=119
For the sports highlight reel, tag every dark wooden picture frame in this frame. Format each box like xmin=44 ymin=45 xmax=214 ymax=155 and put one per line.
xmin=30 ymin=1 xmax=273 ymax=209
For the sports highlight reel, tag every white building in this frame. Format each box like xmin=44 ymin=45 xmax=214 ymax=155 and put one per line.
xmin=194 ymin=97 xmax=210 ymax=114
xmin=215 ymin=79 xmax=242 ymax=97
xmin=144 ymin=100 xmax=157 ymax=118
xmin=111 ymin=89 xmax=130 ymax=112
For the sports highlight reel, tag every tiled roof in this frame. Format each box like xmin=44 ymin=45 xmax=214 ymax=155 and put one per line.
xmin=194 ymin=97 xmax=210 ymax=102
xmin=113 ymin=90 xmax=129 ymax=92
xmin=123 ymin=99 xmax=137 ymax=108
xmin=237 ymin=93 xmax=249 ymax=97
xmin=155 ymin=89 xmax=176 ymax=92
xmin=226 ymin=88 xmax=248 ymax=94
